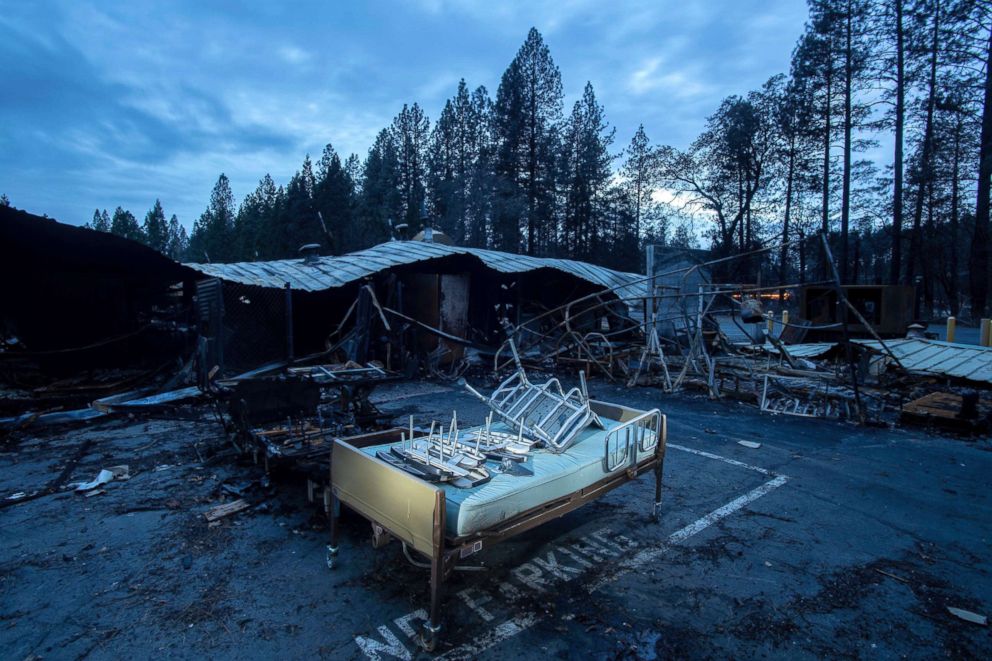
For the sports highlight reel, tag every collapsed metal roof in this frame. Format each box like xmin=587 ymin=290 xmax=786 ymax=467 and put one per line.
xmin=854 ymin=338 xmax=992 ymax=384
xmin=185 ymin=240 xmax=646 ymax=301
xmin=762 ymin=342 xmax=838 ymax=359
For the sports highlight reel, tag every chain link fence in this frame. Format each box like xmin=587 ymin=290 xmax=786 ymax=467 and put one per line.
xmin=196 ymin=279 xmax=292 ymax=375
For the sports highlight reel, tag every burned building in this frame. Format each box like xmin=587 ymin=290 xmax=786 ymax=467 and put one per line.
xmin=184 ymin=240 xmax=646 ymax=376
xmin=0 ymin=207 xmax=197 ymax=367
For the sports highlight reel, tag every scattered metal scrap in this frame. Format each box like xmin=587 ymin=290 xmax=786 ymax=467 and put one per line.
xmin=462 ymin=334 xmax=603 ymax=453
xmin=854 ymin=339 xmax=992 ymax=385
xmin=900 ymin=391 xmax=991 ymax=435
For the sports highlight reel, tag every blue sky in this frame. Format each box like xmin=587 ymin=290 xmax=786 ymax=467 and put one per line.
xmin=0 ymin=1 xmax=810 ymax=228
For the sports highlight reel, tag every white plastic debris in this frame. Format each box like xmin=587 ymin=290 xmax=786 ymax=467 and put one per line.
xmin=107 ymin=465 xmax=130 ymax=481
xmin=75 ymin=469 xmax=114 ymax=492
xmin=74 ymin=464 xmax=129 ymax=493
xmin=947 ymin=607 xmax=987 ymax=626
xmin=738 ymin=440 xmax=762 ymax=449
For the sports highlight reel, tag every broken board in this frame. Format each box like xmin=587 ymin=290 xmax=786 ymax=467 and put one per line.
xmin=204 ymin=499 xmax=250 ymax=522
xmin=900 ymin=391 xmax=991 ymax=435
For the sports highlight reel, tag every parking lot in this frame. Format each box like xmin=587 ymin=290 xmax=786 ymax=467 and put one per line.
xmin=1 ymin=380 xmax=990 ymax=659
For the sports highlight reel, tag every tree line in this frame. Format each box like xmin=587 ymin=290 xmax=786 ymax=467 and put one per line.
xmin=653 ymin=0 xmax=992 ymax=318
xmin=84 ymin=28 xmax=663 ymax=272
xmin=79 ymin=2 xmax=991 ymax=319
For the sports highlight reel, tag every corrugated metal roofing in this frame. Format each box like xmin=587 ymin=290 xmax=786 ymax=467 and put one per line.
xmin=761 ymin=342 xmax=838 ymax=358
xmin=854 ymin=338 xmax=992 ymax=384
xmin=185 ymin=240 xmax=646 ymax=303
xmin=716 ymin=315 xmax=758 ymax=345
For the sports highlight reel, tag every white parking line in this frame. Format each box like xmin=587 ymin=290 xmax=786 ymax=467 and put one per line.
xmin=667 ymin=442 xmax=773 ymax=475
xmin=436 ymin=614 xmax=537 ymax=660
xmin=422 ymin=444 xmax=789 ymax=660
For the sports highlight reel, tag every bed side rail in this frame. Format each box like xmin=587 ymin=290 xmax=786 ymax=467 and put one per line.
xmin=603 ymin=409 xmax=663 ymax=472
xmin=331 ymin=439 xmax=442 ymax=557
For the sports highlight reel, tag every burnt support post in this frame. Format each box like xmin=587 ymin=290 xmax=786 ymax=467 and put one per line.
xmin=421 ymin=490 xmax=446 ymax=652
xmin=820 ymin=233 xmax=865 ymax=424
xmin=284 ymin=283 xmax=294 ymax=362
xmin=652 ymin=415 xmax=667 ymax=522
xmin=326 ymin=487 xmax=340 ymax=569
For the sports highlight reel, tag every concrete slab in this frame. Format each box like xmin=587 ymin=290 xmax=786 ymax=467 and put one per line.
xmin=0 ymin=380 xmax=989 ymax=659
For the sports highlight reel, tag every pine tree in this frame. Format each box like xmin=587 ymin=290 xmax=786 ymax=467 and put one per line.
xmin=359 ymin=129 xmax=402 ymax=243
xmin=0 ymin=194 xmax=10 ymax=207
xmin=391 ymin=104 xmax=430 ymax=229
xmin=967 ymin=0 xmax=992 ymax=316
xmin=143 ymin=199 xmax=169 ymax=252
xmin=906 ymin=0 xmax=945 ymax=291
xmin=801 ymin=0 xmax=876 ymax=282
xmin=769 ymin=70 xmax=819 ymax=288
xmin=314 ymin=143 xmax=357 ymax=253
xmin=275 ymin=155 xmax=324 ymax=256
xmin=188 ymin=174 xmax=236 ymax=262
xmin=165 ymin=215 xmax=189 ymax=261
xmin=621 ymin=125 xmax=656 ymax=257
xmin=110 ymin=207 xmax=144 ymax=243
xmin=560 ymin=82 xmax=615 ymax=259
xmin=90 ymin=208 xmax=110 ymax=232
xmin=427 ymin=80 xmax=494 ymax=245
xmin=873 ymin=0 xmax=912 ymax=284
xmin=232 ymin=174 xmax=282 ymax=260
xmin=492 ymin=28 xmax=563 ymax=255
xmin=428 ymin=97 xmax=458 ymax=238
xmin=793 ymin=14 xmax=837 ymax=278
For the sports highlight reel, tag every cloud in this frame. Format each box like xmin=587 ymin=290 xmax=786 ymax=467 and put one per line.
xmin=0 ymin=0 xmax=811 ymax=229
xmin=277 ymin=45 xmax=312 ymax=65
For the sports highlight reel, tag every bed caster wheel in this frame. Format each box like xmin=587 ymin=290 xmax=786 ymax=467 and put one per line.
xmin=419 ymin=623 xmax=441 ymax=652
xmin=326 ymin=545 xmax=338 ymax=570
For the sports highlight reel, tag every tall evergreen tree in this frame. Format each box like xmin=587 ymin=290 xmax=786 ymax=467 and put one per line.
xmin=90 ymin=208 xmax=110 ymax=232
xmin=560 ymin=82 xmax=615 ymax=259
xmin=275 ymin=155 xmax=324 ymax=256
xmin=873 ymin=0 xmax=913 ymax=284
xmin=769 ymin=72 xmax=819 ymax=288
xmin=492 ymin=27 xmax=563 ymax=254
xmin=390 ymin=104 xmax=430 ymax=229
xmin=165 ymin=214 xmax=189 ymax=261
xmin=231 ymin=174 xmax=283 ymax=261
xmin=968 ymin=0 xmax=992 ymax=316
xmin=187 ymin=174 xmax=236 ymax=262
xmin=427 ymin=80 xmax=493 ymax=245
xmin=143 ymin=199 xmax=169 ymax=252
xmin=906 ymin=0 xmax=945 ymax=290
xmin=359 ymin=129 xmax=402 ymax=243
xmin=621 ymin=124 xmax=655 ymax=251
xmin=110 ymin=206 xmax=144 ymax=243
xmin=314 ymin=143 xmax=357 ymax=253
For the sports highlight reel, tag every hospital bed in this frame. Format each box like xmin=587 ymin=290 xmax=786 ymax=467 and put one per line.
xmin=327 ymin=399 xmax=666 ymax=651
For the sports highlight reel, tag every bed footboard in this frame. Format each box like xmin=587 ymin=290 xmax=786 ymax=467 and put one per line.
xmin=329 ymin=439 xmax=451 ymax=649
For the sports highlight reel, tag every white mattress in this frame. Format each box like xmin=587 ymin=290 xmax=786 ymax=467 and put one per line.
xmin=362 ymin=417 xmax=656 ymax=536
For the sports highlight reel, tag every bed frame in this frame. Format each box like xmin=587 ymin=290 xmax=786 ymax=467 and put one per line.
xmin=326 ymin=400 xmax=667 ymax=651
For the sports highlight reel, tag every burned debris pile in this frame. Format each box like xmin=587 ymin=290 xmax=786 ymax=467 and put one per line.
xmin=3 ymin=208 xmax=991 ymax=444
xmin=2 ymin=211 xmax=991 ymax=655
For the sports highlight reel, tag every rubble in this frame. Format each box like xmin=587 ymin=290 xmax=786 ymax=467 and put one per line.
xmin=2 ymin=210 xmax=991 ymax=657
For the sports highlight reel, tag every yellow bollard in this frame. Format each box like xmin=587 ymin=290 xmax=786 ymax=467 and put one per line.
xmin=946 ymin=317 xmax=956 ymax=343
xmin=766 ymin=312 xmax=774 ymax=336
xmin=782 ymin=310 xmax=790 ymax=328
xmin=981 ymin=318 xmax=991 ymax=347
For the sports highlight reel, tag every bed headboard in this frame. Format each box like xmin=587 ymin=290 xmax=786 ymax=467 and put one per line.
xmin=331 ymin=439 xmax=442 ymax=556
xmin=591 ymin=399 xmax=658 ymax=424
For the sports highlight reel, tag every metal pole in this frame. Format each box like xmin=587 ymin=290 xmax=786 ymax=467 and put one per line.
xmin=820 ymin=233 xmax=864 ymax=424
